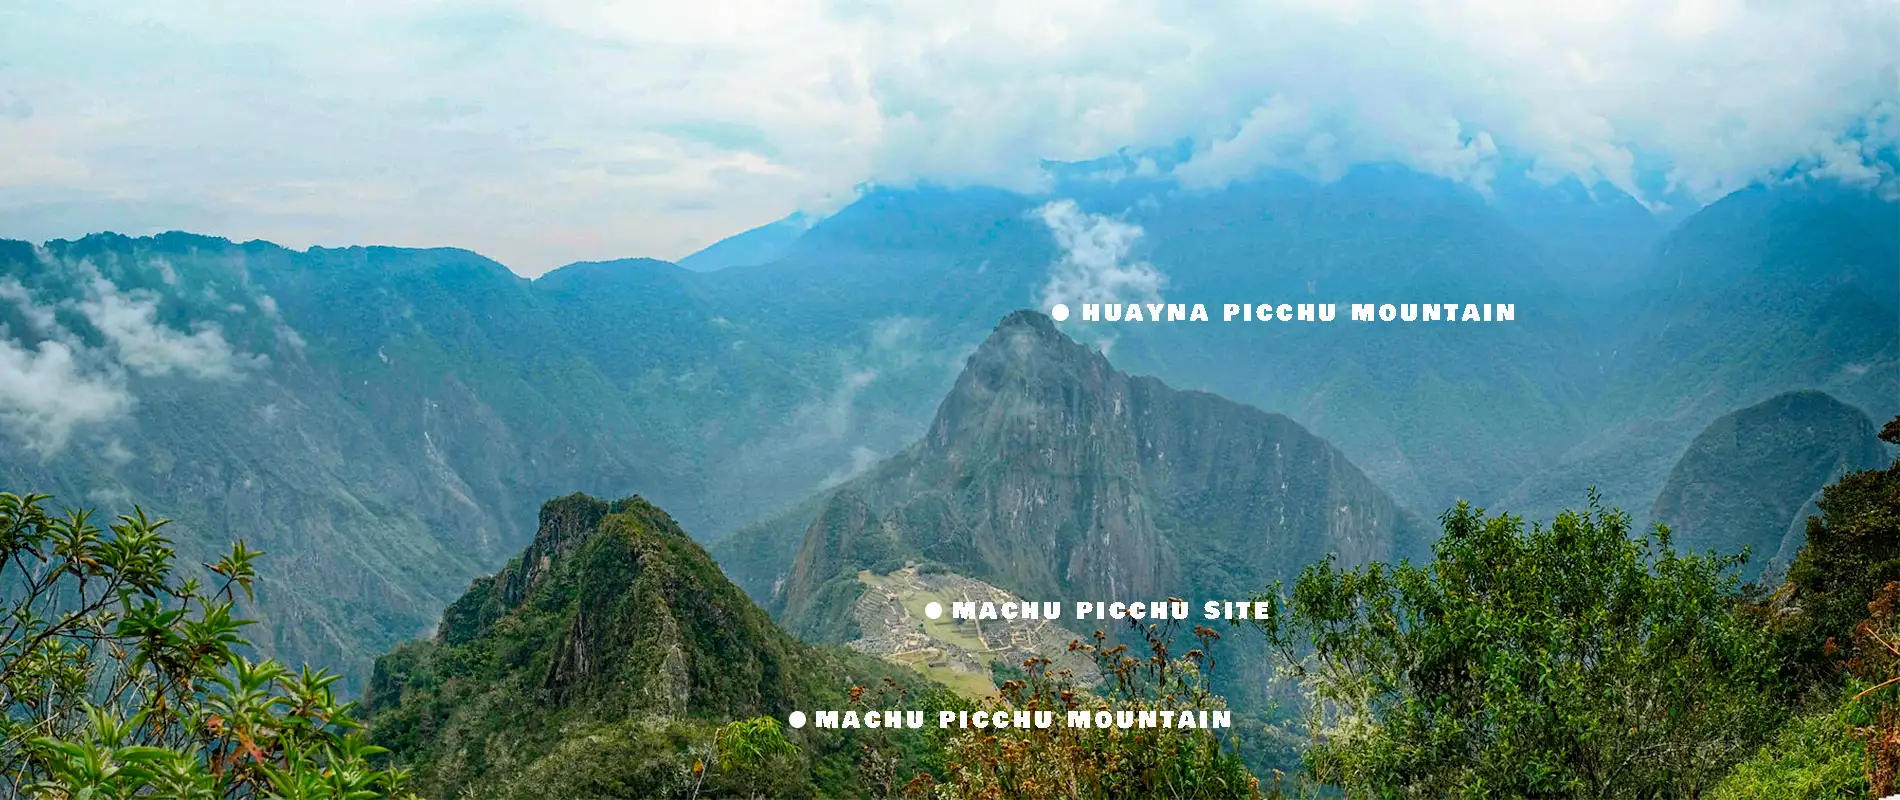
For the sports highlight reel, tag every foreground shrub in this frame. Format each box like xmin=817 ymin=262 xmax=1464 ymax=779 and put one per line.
xmin=0 ymin=490 xmax=415 ymax=799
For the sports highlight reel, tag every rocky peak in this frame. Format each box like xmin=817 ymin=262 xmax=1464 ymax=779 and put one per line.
xmin=504 ymin=494 xmax=617 ymax=604
xmin=761 ymin=309 xmax=1429 ymax=713
xmin=965 ymin=308 xmax=1099 ymax=374
xmin=778 ymin=308 xmax=1426 ymax=631
xmin=439 ymin=493 xmax=682 ymax=645
xmin=930 ymin=308 xmax=1117 ymax=454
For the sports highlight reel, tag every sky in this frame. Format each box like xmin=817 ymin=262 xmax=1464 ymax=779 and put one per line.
xmin=0 ymin=0 xmax=1895 ymax=277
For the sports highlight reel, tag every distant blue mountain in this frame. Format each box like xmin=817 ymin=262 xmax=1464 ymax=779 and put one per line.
xmin=5 ymin=163 xmax=1890 ymax=694
xmin=675 ymin=212 xmax=811 ymax=272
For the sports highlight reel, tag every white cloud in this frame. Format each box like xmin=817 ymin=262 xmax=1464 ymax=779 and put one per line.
xmin=0 ymin=278 xmax=58 ymax=333
xmin=75 ymin=268 xmax=262 ymax=380
xmin=151 ymin=256 xmax=179 ymax=286
xmin=0 ymin=0 xmax=1893 ymax=273
xmin=0 ymin=334 xmax=131 ymax=456
xmin=1035 ymin=200 xmax=1167 ymax=308
xmin=819 ymin=444 xmax=881 ymax=489
xmin=0 ymin=259 xmax=264 ymax=455
xmin=869 ymin=315 xmax=928 ymax=367
xmin=275 ymin=323 xmax=308 ymax=351
xmin=101 ymin=438 xmax=134 ymax=466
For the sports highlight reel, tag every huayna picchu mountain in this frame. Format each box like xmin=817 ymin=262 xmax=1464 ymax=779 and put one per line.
xmin=713 ymin=309 xmax=1432 ymax=706
xmin=1651 ymin=389 xmax=1892 ymax=582
xmin=364 ymin=493 xmax=935 ymax=800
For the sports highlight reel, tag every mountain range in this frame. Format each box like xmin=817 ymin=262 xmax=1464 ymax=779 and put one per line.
xmin=1 ymin=166 xmax=1892 ymax=688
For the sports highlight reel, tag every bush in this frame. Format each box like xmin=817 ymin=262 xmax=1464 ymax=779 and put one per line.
xmin=916 ymin=621 xmax=1263 ymax=800
xmin=0 ymin=490 xmax=416 ymax=799
xmin=1259 ymin=493 xmax=1784 ymax=798
xmin=1709 ymin=702 xmax=1866 ymax=799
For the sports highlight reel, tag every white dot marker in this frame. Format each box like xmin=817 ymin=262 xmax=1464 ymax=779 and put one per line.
xmin=788 ymin=711 xmax=806 ymax=728
xmin=1050 ymin=303 xmax=1070 ymax=322
xmin=924 ymin=601 xmax=943 ymax=619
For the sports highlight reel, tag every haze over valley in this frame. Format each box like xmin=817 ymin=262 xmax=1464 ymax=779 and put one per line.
xmin=2 ymin=166 xmax=1893 ymax=687
xmin=3 ymin=4 xmax=1898 ymax=794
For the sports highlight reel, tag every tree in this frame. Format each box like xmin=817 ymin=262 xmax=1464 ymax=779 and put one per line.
xmin=1760 ymin=414 xmax=1900 ymax=690
xmin=1706 ymin=420 xmax=1900 ymax=798
xmin=1258 ymin=493 xmax=1783 ymax=798
xmin=686 ymin=716 xmax=799 ymax=800
xmin=0 ymin=490 xmax=416 ymax=798
xmin=918 ymin=620 xmax=1265 ymax=800
xmin=1846 ymin=581 xmax=1900 ymax=795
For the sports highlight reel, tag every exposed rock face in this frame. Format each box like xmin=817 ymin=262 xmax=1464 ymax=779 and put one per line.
xmin=500 ymin=495 xmax=617 ymax=611
xmin=740 ymin=310 xmax=1430 ymax=709
xmin=14 ymin=179 xmax=1892 ymax=695
xmin=1651 ymin=390 xmax=1891 ymax=580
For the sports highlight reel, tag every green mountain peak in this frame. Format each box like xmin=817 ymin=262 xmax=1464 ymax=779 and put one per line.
xmin=367 ymin=492 xmax=929 ymax=798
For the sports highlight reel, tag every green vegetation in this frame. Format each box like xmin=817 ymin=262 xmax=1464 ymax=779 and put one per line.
xmin=714 ymin=300 xmax=1899 ymax=796
xmin=358 ymin=491 xmax=1295 ymax=798
xmin=856 ymin=571 xmax=987 ymax=656
xmin=4 ymin=187 xmax=1892 ymax=798
xmin=1766 ymin=428 xmax=1900 ymax=688
xmin=1252 ymin=413 xmax=1900 ymax=797
xmin=1260 ymin=493 xmax=1783 ymax=796
xmin=890 ymin=651 xmax=997 ymax=701
xmin=1709 ymin=703 xmax=1866 ymax=799
xmin=0 ymin=491 xmax=414 ymax=798
xmin=0 ymin=232 xmax=982 ymax=688
xmin=7 ymin=178 xmax=1892 ymax=702
xmin=921 ymin=624 xmax=1263 ymax=800
xmin=13 ymin=411 xmax=1900 ymax=797
xmin=988 ymin=658 xmax=1027 ymax=690
xmin=362 ymin=493 xmax=955 ymax=798
xmin=1718 ymin=415 xmax=1900 ymax=797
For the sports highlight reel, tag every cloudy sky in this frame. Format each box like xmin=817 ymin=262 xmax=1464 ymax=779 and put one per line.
xmin=1 ymin=0 xmax=1894 ymax=276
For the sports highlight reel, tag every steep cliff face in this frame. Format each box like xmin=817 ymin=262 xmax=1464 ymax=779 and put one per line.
xmin=1651 ymin=390 xmax=1891 ymax=580
xmin=0 ymin=234 xmax=963 ymax=686
xmin=366 ymin=493 xmax=925 ymax=799
xmin=13 ymin=178 xmax=1889 ymax=694
xmin=748 ymin=310 xmax=1429 ymax=653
